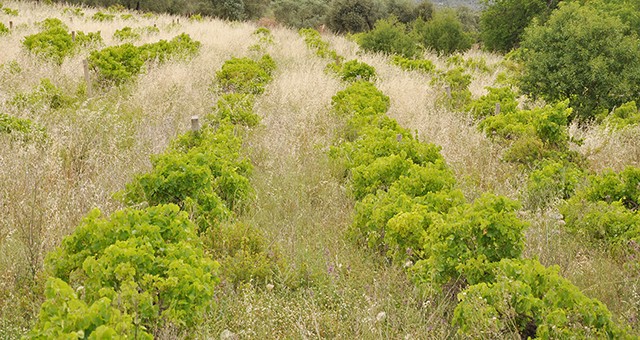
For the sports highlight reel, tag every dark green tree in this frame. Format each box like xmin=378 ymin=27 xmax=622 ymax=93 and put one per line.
xmin=414 ymin=0 xmax=434 ymax=21
xmin=326 ymin=0 xmax=380 ymax=33
xmin=272 ymin=0 xmax=330 ymax=28
xmin=384 ymin=0 xmax=418 ymax=24
xmin=519 ymin=2 xmax=640 ymax=121
xmin=357 ymin=17 xmax=419 ymax=58
xmin=479 ymin=0 xmax=559 ymax=53
xmin=414 ymin=10 xmax=472 ymax=55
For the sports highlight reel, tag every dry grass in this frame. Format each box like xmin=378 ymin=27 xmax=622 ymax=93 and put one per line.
xmin=2 ymin=1 xmax=640 ymax=338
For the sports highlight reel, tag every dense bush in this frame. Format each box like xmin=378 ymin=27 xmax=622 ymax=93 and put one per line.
xmin=299 ymin=28 xmax=343 ymax=63
xmin=89 ymin=33 xmax=200 ymax=85
xmin=326 ymin=0 xmax=379 ymax=33
xmin=113 ymin=26 xmax=140 ymax=41
xmin=44 ymin=205 xmax=219 ymax=332
xmin=210 ymin=93 xmax=260 ymax=127
xmin=519 ymin=2 xmax=640 ymax=121
xmin=603 ymin=101 xmax=640 ymax=129
xmin=413 ymin=193 xmax=527 ymax=290
xmin=26 ymin=278 xmax=152 ymax=339
xmin=479 ymin=0 xmax=558 ymax=53
xmin=454 ymin=258 xmax=628 ymax=339
xmin=335 ymin=59 xmax=376 ymax=82
xmin=0 ymin=22 xmax=8 ymax=35
xmin=413 ymin=11 xmax=472 ymax=55
xmin=433 ymin=67 xmax=472 ymax=110
xmin=272 ymin=0 xmax=329 ymax=29
xmin=0 ymin=113 xmax=45 ymax=142
xmin=479 ymin=100 xmax=572 ymax=165
xmin=91 ymin=11 xmax=115 ymax=21
xmin=331 ymin=81 xmax=390 ymax=116
xmin=391 ymin=56 xmax=435 ymax=73
xmin=121 ymin=124 xmax=251 ymax=230
xmin=215 ymin=56 xmax=274 ymax=94
xmin=356 ymin=17 xmax=419 ymax=58
xmin=524 ymin=160 xmax=583 ymax=210
xmin=465 ymin=86 xmax=518 ymax=120
xmin=23 ymin=19 xmax=74 ymax=65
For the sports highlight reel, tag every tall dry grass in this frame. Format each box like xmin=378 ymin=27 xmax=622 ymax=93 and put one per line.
xmin=2 ymin=0 xmax=640 ymax=337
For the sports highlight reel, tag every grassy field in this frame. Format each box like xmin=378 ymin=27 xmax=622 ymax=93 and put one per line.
xmin=1 ymin=1 xmax=639 ymax=338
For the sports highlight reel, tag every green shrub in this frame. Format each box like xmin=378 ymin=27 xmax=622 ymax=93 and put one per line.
xmin=433 ymin=67 xmax=472 ymax=110
xmin=121 ymin=124 xmax=251 ymax=230
xmin=216 ymin=57 xmax=273 ymax=94
xmin=210 ymin=93 xmax=260 ymax=127
xmin=204 ymin=222 xmax=284 ymax=288
xmin=299 ymin=28 xmax=343 ymax=63
xmin=45 ymin=204 xmax=219 ymax=331
xmin=603 ymin=101 xmax=640 ymax=129
xmin=23 ymin=23 xmax=74 ymax=65
xmin=331 ymin=81 xmax=390 ymax=116
xmin=583 ymin=167 xmax=640 ymax=211
xmin=2 ymin=7 xmax=18 ymax=16
xmin=121 ymin=13 xmax=134 ymax=20
xmin=92 ymin=11 xmax=115 ymax=21
xmin=337 ymin=59 xmax=376 ymax=82
xmin=139 ymin=33 xmax=201 ymax=63
xmin=113 ymin=26 xmax=140 ymax=41
xmin=519 ymin=2 xmax=640 ymax=121
xmin=356 ymin=17 xmax=419 ymax=58
xmin=391 ymin=56 xmax=435 ymax=74
xmin=351 ymin=165 xmax=463 ymax=260
xmin=0 ymin=113 xmax=45 ymax=142
xmin=0 ymin=22 xmax=8 ymax=35
xmin=75 ymin=31 xmax=103 ymax=49
xmin=272 ymin=0 xmax=328 ymax=29
xmin=63 ymin=7 xmax=85 ymax=17
xmin=465 ymin=87 xmax=518 ymax=120
xmin=561 ymin=199 xmax=640 ymax=246
xmin=10 ymin=78 xmax=76 ymax=111
xmin=412 ymin=193 xmax=527 ymax=290
xmin=524 ymin=160 xmax=583 ymax=210
xmin=89 ymin=34 xmax=201 ymax=85
xmin=479 ymin=101 xmax=572 ymax=164
xmin=454 ymin=258 xmax=628 ymax=339
xmin=26 ymin=277 xmax=151 ymax=339
xmin=23 ymin=18 xmax=102 ymax=65
xmin=326 ymin=0 xmax=380 ymax=33
xmin=88 ymin=43 xmax=145 ymax=85
xmin=413 ymin=11 xmax=472 ymax=55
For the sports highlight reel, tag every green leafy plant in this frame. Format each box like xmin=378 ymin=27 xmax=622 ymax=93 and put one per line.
xmin=454 ymin=258 xmax=628 ymax=339
xmin=209 ymin=93 xmax=260 ymax=127
xmin=524 ymin=160 xmax=583 ymax=210
xmin=603 ymin=101 xmax=640 ymax=129
xmin=2 ymin=7 xmax=18 ymax=16
xmin=0 ymin=22 xmax=8 ymax=35
xmin=331 ymin=81 xmax=390 ymax=116
xmin=433 ymin=67 xmax=472 ymax=110
xmin=215 ymin=56 xmax=273 ymax=94
xmin=356 ymin=17 xmax=419 ymax=58
xmin=391 ymin=56 xmax=435 ymax=74
xmin=113 ymin=27 xmax=140 ymax=41
xmin=519 ymin=2 xmax=640 ymax=121
xmin=23 ymin=20 xmax=74 ymax=65
xmin=412 ymin=193 xmax=527 ymax=291
xmin=413 ymin=11 xmax=472 ymax=55
xmin=89 ymin=33 xmax=201 ymax=85
xmin=335 ymin=59 xmax=376 ymax=82
xmin=26 ymin=278 xmax=151 ymax=339
xmin=299 ymin=28 xmax=343 ymax=63
xmin=121 ymin=124 xmax=251 ymax=231
xmin=92 ymin=11 xmax=115 ymax=21
xmin=465 ymin=87 xmax=518 ymax=120
xmin=44 ymin=204 xmax=219 ymax=331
